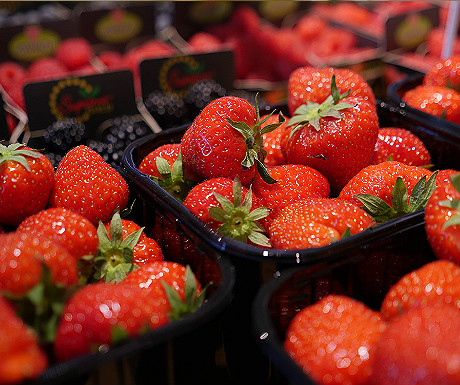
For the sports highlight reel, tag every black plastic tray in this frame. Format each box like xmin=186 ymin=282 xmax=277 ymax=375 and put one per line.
xmin=122 ymin=100 xmax=460 ymax=266
xmin=29 ymin=172 xmax=235 ymax=385
xmin=252 ymin=224 xmax=437 ymax=385
xmin=387 ymin=73 xmax=460 ymax=133
xmin=121 ymin=99 xmax=460 ymax=384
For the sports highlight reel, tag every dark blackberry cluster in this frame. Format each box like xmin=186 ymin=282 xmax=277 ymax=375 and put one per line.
xmin=144 ymin=90 xmax=189 ymax=129
xmin=43 ymin=118 xmax=87 ymax=155
xmin=87 ymin=115 xmax=151 ymax=166
xmin=144 ymin=80 xmax=227 ymax=129
xmin=43 ymin=152 xmax=63 ymax=170
xmin=185 ymin=79 xmax=227 ymax=120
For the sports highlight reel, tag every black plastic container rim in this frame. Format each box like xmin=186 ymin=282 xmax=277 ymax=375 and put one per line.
xmin=33 ymin=248 xmax=235 ymax=384
xmin=251 ymin=266 xmax=316 ymax=385
xmin=387 ymin=74 xmax=460 ymax=135
xmin=121 ymin=101 xmax=427 ymax=265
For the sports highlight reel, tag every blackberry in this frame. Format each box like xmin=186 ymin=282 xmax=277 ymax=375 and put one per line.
xmin=43 ymin=152 xmax=63 ymax=170
xmin=88 ymin=115 xmax=150 ymax=166
xmin=144 ymin=90 xmax=190 ymax=129
xmin=185 ymin=79 xmax=227 ymax=118
xmin=87 ymin=140 xmax=124 ymax=166
xmin=43 ymin=118 xmax=87 ymax=155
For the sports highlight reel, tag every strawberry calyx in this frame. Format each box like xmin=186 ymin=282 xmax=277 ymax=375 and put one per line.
xmin=355 ymin=171 xmax=438 ymax=223
xmin=94 ymin=211 xmax=142 ymax=283
xmin=226 ymin=94 xmax=285 ymax=184
xmin=0 ymin=142 xmax=42 ymax=171
xmin=439 ymin=172 xmax=460 ymax=229
xmin=161 ymin=265 xmax=207 ymax=321
xmin=149 ymin=152 xmax=194 ymax=202
xmin=208 ymin=176 xmax=271 ymax=247
xmin=287 ymin=74 xmax=356 ymax=136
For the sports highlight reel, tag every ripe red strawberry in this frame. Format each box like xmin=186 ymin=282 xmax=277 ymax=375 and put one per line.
xmin=284 ymin=294 xmax=386 ymax=385
xmin=138 ymin=143 xmax=184 ymax=178
xmin=138 ymin=143 xmax=200 ymax=201
xmin=123 ymin=261 xmax=203 ymax=307
xmin=26 ymin=57 xmax=69 ymax=82
xmin=282 ymin=75 xmax=379 ymax=194
xmin=0 ymin=61 xmax=26 ymax=93
xmin=183 ymin=176 xmax=270 ymax=246
xmin=251 ymin=164 xmax=330 ymax=221
xmin=49 ymin=145 xmax=129 ymax=225
xmin=95 ymin=211 xmax=164 ymax=282
xmin=294 ymin=14 xmax=327 ymax=42
xmin=97 ymin=50 xmax=126 ymax=71
xmin=426 ymin=27 xmax=460 ymax=59
xmin=370 ymin=127 xmax=431 ymax=167
xmin=0 ymin=296 xmax=48 ymax=384
xmin=0 ymin=232 xmax=79 ymax=296
xmin=402 ymin=84 xmax=460 ymax=125
xmin=260 ymin=113 xmax=289 ymax=167
xmin=0 ymin=143 xmax=54 ymax=226
xmin=287 ymin=66 xmax=376 ymax=116
xmin=17 ymin=207 xmax=99 ymax=261
xmin=269 ymin=198 xmax=373 ymax=250
xmin=181 ymin=96 xmax=284 ymax=186
xmin=55 ymin=38 xmax=93 ymax=71
xmin=371 ymin=303 xmax=460 ymax=385
xmin=424 ymin=170 xmax=460 ymax=263
xmin=380 ymin=260 xmax=460 ymax=321
xmin=338 ymin=161 xmax=435 ymax=223
xmin=54 ymin=281 xmax=166 ymax=361
xmin=423 ymin=55 xmax=460 ymax=91
xmin=187 ymin=32 xmax=223 ymax=53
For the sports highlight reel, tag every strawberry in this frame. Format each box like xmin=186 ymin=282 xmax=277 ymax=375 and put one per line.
xmin=423 ymin=55 xmax=460 ymax=92
xmin=0 ymin=143 xmax=54 ymax=226
xmin=0 ymin=296 xmax=48 ymax=384
xmin=402 ymin=84 xmax=460 ymax=125
xmin=181 ymin=96 xmax=285 ymax=186
xmin=287 ymin=66 xmax=376 ymax=116
xmin=260 ymin=113 xmax=289 ymax=167
xmin=26 ymin=57 xmax=69 ymax=82
xmin=282 ymin=75 xmax=379 ymax=194
xmin=370 ymin=127 xmax=432 ymax=167
xmin=424 ymin=170 xmax=460 ymax=263
xmin=183 ymin=176 xmax=270 ymax=246
xmin=95 ymin=211 xmax=164 ymax=282
xmin=338 ymin=161 xmax=436 ymax=223
xmin=187 ymin=32 xmax=223 ymax=53
xmin=54 ymin=281 xmax=166 ymax=361
xmin=123 ymin=261 xmax=204 ymax=318
xmin=0 ymin=232 xmax=79 ymax=296
xmin=269 ymin=198 xmax=373 ymax=250
xmin=371 ymin=302 xmax=460 ymax=385
xmin=139 ymin=143 xmax=200 ymax=181
xmin=0 ymin=61 xmax=26 ymax=93
xmin=294 ymin=14 xmax=327 ymax=42
xmin=380 ymin=260 xmax=460 ymax=321
xmin=49 ymin=145 xmax=129 ymax=225
xmin=55 ymin=38 xmax=93 ymax=71
xmin=251 ymin=164 xmax=330 ymax=221
xmin=284 ymin=294 xmax=386 ymax=385
xmin=138 ymin=143 xmax=200 ymax=202
xmin=17 ymin=207 xmax=99 ymax=261
xmin=97 ymin=50 xmax=126 ymax=71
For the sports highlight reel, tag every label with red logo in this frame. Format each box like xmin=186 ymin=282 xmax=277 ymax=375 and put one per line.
xmin=23 ymin=70 xmax=138 ymax=143
xmin=139 ymin=50 xmax=234 ymax=102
